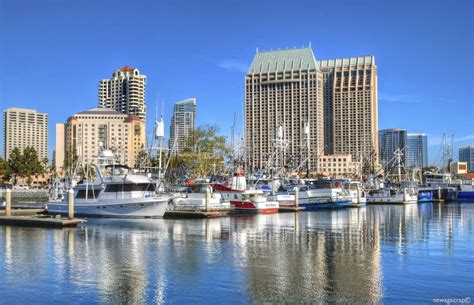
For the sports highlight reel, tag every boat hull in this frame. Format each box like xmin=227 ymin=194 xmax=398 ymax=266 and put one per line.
xmin=418 ymin=191 xmax=434 ymax=203
xmin=299 ymin=200 xmax=352 ymax=210
xmin=457 ymin=191 xmax=474 ymax=202
xmin=230 ymin=200 xmax=279 ymax=214
xmin=47 ymin=198 xmax=169 ymax=218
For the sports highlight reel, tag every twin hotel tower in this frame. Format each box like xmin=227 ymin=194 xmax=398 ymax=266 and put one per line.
xmin=4 ymin=46 xmax=379 ymax=175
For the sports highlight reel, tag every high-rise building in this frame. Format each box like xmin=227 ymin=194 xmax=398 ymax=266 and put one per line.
xmin=57 ymin=108 xmax=145 ymax=169
xmin=378 ymin=129 xmax=407 ymax=167
xmin=98 ymin=66 xmax=147 ymax=121
xmin=55 ymin=123 xmax=65 ymax=172
xmin=244 ymin=46 xmax=379 ymax=172
xmin=3 ymin=108 xmax=48 ymax=161
xmin=318 ymin=56 xmax=379 ymax=164
xmin=406 ymin=133 xmax=428 ymax=169
xmin=459 ymin=146 xmax=474 ymax=172
xmin=245 ymin=47 xmax=324 ymax=171
xmin=169 ymin=98 xmax=196 ymax=154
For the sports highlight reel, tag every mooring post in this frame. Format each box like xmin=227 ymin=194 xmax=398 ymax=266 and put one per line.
xmin=5 ymin=188 xmax=12 ymax=216
xmin=68 ymin=189 xmax=75 ymax=220
xmin=356 ymin=186 xmax=361 ymax=205
xmin=205 ymin=185 xmax=211 ymax=212
xmin=403 ymin=188 xmax=408 ymax=203
xmin=438 ymin=187 xmax=442 ymax=201
xmin=294 ymin=186 xmax=299 ymax=208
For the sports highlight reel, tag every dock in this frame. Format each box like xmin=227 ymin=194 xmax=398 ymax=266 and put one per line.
xmin=163 ymin=210 xmax=228 ymax=219
xmin=0 ymin=189 xmax=84 ymax=228
xmin=278 ymin=206 xmax=305 ymax=212
xmin=0 ymin=215 xmax=85 ymax=228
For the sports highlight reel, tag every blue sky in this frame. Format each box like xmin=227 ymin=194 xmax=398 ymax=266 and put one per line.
xmin=0 ymin=0 xmax=473 ymax=165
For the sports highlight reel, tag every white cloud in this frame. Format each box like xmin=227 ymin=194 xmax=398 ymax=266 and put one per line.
xmin=379 ymin=93 xmax=421 ymax=104
xmin=217 ymin=59 xmax=248 ymax=73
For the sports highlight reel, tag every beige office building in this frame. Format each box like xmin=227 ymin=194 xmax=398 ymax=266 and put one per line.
xmin=245 ymin=47 xmax=379 ymax=172
xmin=245 ymin=47 xmax=324 ymax=171
xmin=3 ymin=108 xmax=48 ymax=161
xmin=98 ymin=66 xmax=147 ymax=121
xmin=318 ymin=56 xmax=379 ymax=165
xmin=318 ymin=154 xmax=360 ymax=177
xmin=57 ymin=108 xmax=145 ymax=170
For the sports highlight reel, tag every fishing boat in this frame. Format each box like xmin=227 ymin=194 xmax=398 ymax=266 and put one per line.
xmin=457 ymin=184 xmax=474 ymax=202
xmin=417 ymin=190 xmax=434 ymax=202
xmin=47 ymin=150 xmax=172 ymax=218
xmin=366 ymin=184 xmax=418 ymax=204
xmin=170 ymin=183 xmax=232 ymax=211
xmin=335 ymin=179 xmax=367 ymax=206
xmin=230 ymin=189 xmax=279 ymax=214
xmin=295 ymin=179 xmax=352 ymax=210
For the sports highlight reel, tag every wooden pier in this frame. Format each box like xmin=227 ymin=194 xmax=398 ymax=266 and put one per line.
xmin=0 ymin=189 xmax=85 ymax=228
xmin=163 ymin=210 xmax=227 ymax=219
xmin=278 ymin=206 xmax=305 ymax=212
xmin=0 ymin=215 xmax=85 ymax=228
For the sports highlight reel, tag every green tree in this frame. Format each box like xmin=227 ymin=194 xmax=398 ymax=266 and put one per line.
xmin=184 ymin=125 xmax=231 ymax=158
xmin=165 ymin=125 xmax=230 ymax=180
xmin=7 ymin=146 xmax=45 ymax=184
xmin=0 ymin=157 xmax=12 ymax=180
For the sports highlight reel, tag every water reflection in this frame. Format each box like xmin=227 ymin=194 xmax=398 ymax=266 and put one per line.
xmin=0 ymin=202 xmax=473 ymax=303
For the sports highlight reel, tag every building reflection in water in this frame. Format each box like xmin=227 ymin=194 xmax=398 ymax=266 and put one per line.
xmin=0 ymin=202 xmax=471 ymax=303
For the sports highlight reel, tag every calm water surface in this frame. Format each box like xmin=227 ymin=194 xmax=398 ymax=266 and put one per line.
xmin=1 ymin=202 xmax=473 ymax=304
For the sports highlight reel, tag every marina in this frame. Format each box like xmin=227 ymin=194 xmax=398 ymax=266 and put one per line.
xmin=0 ymin=201 xmax=472 ymax=303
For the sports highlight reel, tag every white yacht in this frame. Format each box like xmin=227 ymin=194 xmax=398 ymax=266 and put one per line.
xmin=171 ymin=184 xmax=232 ymax=211
xmin=47 ymin=151 xmax=172 ymax=218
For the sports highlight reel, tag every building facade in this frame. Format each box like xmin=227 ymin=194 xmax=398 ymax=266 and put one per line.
xmin=459 ymin=146 xmax=474 ymax=172
xmin=378 ymin=129 xmax=407 ymax=168
xmin=245 ymin=47 xmax=324 ymax=171
xmin=318 ymin=56 xmax=379 ymax=165
xmin=450 ymin=162 xmax=468 ymax=175
xmin=57 ymin=108 xmax=145 ymax=170
xmin=169 ymin=98 xmax=196 ymax=154
xmin=55 ymin=123 xmax=65 ymax=172
xmin=3 ymin=108 xmax=48 ymax=161
xmin=406 ymin=133 xmax=428 ymax=169
xmin=318 ymin=154 xmax=360 ymax=177
xmin=98 ymin=66 xmax=147 ymax=121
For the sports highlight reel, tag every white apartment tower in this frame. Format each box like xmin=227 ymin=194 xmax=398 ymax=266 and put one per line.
xmin=169 ymin=98 xmax=196 ymax=154
xmin=3 ymin=108 xmax=48 ymax=161
xmin=98 ymin=66 xmax=147 ymax=121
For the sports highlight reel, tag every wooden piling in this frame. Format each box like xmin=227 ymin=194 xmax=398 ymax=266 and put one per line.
xmin=68 ymin=189 xmax=74 ymax=220
xmin=5 ymin=189 xmax=11 ymax=216
xmin=294 ymin=186 xmax=299 ymax=208
xmin=205 ymin=186 xmax=211 ymax=212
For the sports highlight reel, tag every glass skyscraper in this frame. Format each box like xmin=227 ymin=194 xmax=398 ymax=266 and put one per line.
xmin=459 ymin=146 xmax=474 ymax=172
xmin=378 ymin=129 xmax=407 ymax=168
xmin=406 ymin=133 xmax=428 ymax=169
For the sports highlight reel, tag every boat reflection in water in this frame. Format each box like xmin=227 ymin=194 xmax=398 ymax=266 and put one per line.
xmin=0 ymin=202 xmax=473 ymax=303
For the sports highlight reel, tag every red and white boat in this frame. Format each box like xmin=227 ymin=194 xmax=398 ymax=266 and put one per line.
xmin=212 ymin=172 xmax=247 ymax=202
xmin=231 ymin=190 xmax=279 ymax=214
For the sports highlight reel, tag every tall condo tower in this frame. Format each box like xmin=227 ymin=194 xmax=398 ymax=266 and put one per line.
xmin=406 ymin=133 xmax=428 ymax=169
xmin=98 ymin=66 xmax=147 ymax=121
xmin=3 ymin=108 xmax=48 ymax=161
xmin=378 ymin=128 xmax=407 ymax=168
xmin=169 ymin=98 xmax=196 ymax=154
xmin=318 ymin=56 xmax=379 ymax=165
xmin=245 ymin=47 xmax=324 ymax=171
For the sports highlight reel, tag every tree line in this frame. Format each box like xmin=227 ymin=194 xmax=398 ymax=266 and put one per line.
xmin=0 ymin=146 xmax=47 ymax=184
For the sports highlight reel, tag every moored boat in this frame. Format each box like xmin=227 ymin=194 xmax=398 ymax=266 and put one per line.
xmin=47 ymin=151 xmax=172 ymax=218
xmin=230 ymin=190 xmax=279 ymax=214
xmin=295 ymin=179 xmax=352 ymax=210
